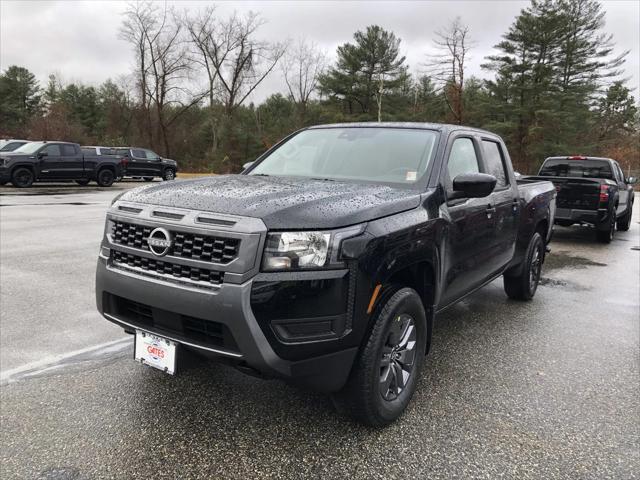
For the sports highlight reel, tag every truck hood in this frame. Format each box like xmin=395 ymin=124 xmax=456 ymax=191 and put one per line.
xmin=118 ymin=174 xmax=421 ymax=229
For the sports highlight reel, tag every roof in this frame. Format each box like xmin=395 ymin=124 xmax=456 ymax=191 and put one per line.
xmin=307 ymin=121 xmax=498 ymax=136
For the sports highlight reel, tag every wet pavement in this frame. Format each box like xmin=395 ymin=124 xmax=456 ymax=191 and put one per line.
xmin=0 ymin=185 xmax=638 ymax=479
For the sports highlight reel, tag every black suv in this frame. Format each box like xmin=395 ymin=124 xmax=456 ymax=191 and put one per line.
xmin=114 ymin=147 xmax=178 ymax=181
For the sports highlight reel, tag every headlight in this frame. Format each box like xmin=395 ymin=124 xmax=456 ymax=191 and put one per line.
xmin=262 ymin=226 xmax=364 ymax=271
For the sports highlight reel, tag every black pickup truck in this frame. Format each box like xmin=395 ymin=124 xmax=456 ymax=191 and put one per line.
xmin=96 ymin=123 xmax=555 ymax=426
xmin=527 ymin=156 xmax=636 ymax=243
xmin=0 ymin=141 xmax=127 ymax=188
xmin=114 ymin=147 xmax=178 ymax=181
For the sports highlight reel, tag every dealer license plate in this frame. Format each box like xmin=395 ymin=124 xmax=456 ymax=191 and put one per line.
xmin=134 ymin=330 xmax=177 ymax=375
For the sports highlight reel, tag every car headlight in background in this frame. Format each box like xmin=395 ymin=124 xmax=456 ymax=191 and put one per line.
xmin=262 ymin=225 xmax=365 ymax=271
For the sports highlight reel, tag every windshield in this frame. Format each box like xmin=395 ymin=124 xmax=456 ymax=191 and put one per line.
xmin=539 ymin=159 xmax=613 ymax=179
xmin=249 ymin=127 xmax=439 ymax=186
xmin=13 ymin=142 xmax=45 ymax=154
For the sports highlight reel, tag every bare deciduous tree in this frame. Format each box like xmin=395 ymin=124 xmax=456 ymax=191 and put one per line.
xmin=184 ymin=9 xmax=285 ymax=157
xmin=121 ymin=1 xmax=204 ymax=156
xmin=281 ymin=38 xmax=326 ymax=121
xmin=426 ymin=17 xmax=472 ymax=124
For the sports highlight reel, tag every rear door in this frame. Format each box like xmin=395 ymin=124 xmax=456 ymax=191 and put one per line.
xmin=59 ymin=144 xmax=84 ymax=178
xmin=480 ymin=138 xmax=518 ymax=272
xmin=126 ymin=148 xmax=148 ymax=176
xmin=439 ymin=134 xmax=497 ymax=308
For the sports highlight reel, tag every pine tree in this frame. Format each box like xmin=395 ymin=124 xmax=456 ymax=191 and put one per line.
xmin=0 ymin=66 xmax=42 ymax=134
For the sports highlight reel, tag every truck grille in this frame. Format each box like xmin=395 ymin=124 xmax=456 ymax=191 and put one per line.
xmin=111 ymin=250 xmax=223 ymax=287
xmin=112 ymin=220 xmax=240 ymax=264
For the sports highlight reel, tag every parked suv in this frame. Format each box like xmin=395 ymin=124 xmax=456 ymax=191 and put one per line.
xmin=114 ymin=147 xmax=178 ymax=181
xmin=529 ymin=156 xmax=635 ymax=242
xmin=96 ymin=123 xmax=555 ymax=426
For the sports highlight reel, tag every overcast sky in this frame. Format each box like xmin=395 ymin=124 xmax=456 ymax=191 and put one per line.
xmin=1 ymin=0 xmax=638 ymax=103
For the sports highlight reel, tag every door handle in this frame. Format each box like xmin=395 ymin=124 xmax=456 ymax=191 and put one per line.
xmin=486 ymin=206 xmax=496 ymax=218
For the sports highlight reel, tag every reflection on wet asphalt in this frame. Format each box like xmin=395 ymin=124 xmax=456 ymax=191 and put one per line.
xmin=0 ymin=193 xmax=638 ymax=479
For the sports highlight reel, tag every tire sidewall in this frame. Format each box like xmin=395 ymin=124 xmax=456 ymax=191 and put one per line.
xmin=367 ymin=288 xmax=427 ymax=423
xmin=163 ymin=169 xmax=175 ymax=181
xmin=523 ymin=232 xmax=544 ymax=299
xmin=98 ymin=169 xmax=114 ymax=187
xmin=11 ymin=167 xmax=34 ymax=188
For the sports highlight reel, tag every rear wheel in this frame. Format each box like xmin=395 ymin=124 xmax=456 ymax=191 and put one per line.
xmin=163 ymin=168 xmax=175 ymax=181
xmin=333 ymin=287 xmax=427 ymax=427
xmin=616 ymin=202 xmax=633 ymax=231
xmin=596 ymin=211 xmax=616 ymax=243
xmin=97 ymin=168 xmax=115 ymax=187
xmin=11 ymin=167 xmax=34 ymax=188
xmin=504 ymin=232 xmax=544 ymax=301
xmin=75 ymin=179 xmax=90 ymax=186
xmin=143 ymin=177 xmax=154 ymax=182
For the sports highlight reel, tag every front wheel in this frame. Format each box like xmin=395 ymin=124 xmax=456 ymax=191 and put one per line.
xmin=11 ymin=167 xmax=34 ymax=188
xmin=333 ymin=287 xmax=427 ymax=427
xmin=97 ymin=168 xmax=115 ymax=187
xmin=504 ymin=232 xmax=544 ymax=301
xmin=163 ymin=169 xmax=175 ymax=181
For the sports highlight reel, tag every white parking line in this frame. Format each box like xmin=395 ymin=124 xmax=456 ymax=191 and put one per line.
xmin=0 ymin=337 xmax=132 ymax=385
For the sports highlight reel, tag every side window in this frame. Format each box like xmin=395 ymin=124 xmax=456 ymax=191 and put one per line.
xmin=131 ymin=149 xmax=146 ymax=158
xmin=481 ymin=140 xmax=508 ymax=188
xmin=447 ymin=137 xmax=479 ymax=184
xmin=62 ymin=144 xmax=77 ymax=156
xmin=43 ymin=144 xmax=62 ymax=156
xmin=615 ymin=163 xmax=624 ymax=182
xmin=145 ymin=150 xmax=159 ymax=159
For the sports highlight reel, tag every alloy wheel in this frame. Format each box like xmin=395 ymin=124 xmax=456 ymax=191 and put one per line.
xmin=379 ymin=313 xmax=417 ymax=401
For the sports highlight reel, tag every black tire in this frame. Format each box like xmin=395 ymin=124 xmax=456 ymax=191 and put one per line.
xmin=97 ymin=168 xmax=115 ymax=187
xmin=504 ymin=232 xmax=544 ymax=301
xmin=596 ymin=210 xmax=616 ymax=243
xmin=143 ymin=177 xmax=154 ymax=182
xmin=163 ymin=168 xmax=175 ymax=181
xmin=75 ymin=179 xmax=90 ymax=186
xmin=11 ymin=167 xmax=34 ymax=188
xmin=616 ymin=202 xmax=633 ymax=231
xmin=333 ymin=287 xmax=427 ymax=427
xmin=0 ymin=181 xmax=7 ymax=186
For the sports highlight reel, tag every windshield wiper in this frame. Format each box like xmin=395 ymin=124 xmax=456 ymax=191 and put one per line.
xmin=251 ymin=173 xmax=270 ymax=177
xmin=310 ymin=177 xmax=336 ymax=182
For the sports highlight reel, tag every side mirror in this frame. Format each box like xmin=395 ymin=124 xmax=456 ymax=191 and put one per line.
xmin=37 ymin=151 xmax=48 ymax=159
xmin=627 ymin=176 xmax=637 ymax=185
xmin=452 ymin=173 xmax=497 ymax=199
xmin=242 ymin=161 xmax=254 ymax=171
xmin=156 ymin=156 xmax=162 ymax=161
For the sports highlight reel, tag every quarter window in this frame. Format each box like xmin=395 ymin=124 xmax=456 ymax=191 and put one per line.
xmin=447 ymin=138 xmax=479 ymax=182
xmin=482 ymin=140 xmax=508 ymax=188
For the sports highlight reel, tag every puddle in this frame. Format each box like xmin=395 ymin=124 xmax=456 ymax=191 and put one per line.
xmin=544 ymin=251 xmax=607 ymax=270
xmin=539 ymin=277 xmax=567 ymax=287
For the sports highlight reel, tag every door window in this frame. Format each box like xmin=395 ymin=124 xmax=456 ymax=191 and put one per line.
xmin=61 ymin=144 xmax=77 ymax=156
xmin=144 ymin=150 xmax=160 ymax=160
xmin=447 ymin=137 xmax=479 ymax=184
xmin=131 ymin=149 xmax=146 ymax=158
xmin=42 ymin=144 xmax=62 ymax=156
xmin=481 ymin=140 xmax=508 ymax=188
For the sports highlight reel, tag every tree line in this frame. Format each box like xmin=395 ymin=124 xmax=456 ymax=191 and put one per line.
xmin=0 ymin=0 xmax=637 ymax=175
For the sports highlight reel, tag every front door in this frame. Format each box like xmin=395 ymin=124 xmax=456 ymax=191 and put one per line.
xmin=439 ymin=135 xmax=497 ymax=308
xmin=37 ymin=144 xmax=63 ymax=179
xmin=126 ymin=148 xmax=148 ymax=176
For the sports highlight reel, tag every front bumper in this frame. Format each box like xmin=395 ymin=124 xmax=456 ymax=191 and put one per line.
xmin=96 ymin=256 xmax=358 ymax=392
xmin=0 ymin=167 xmax=10 ymax=183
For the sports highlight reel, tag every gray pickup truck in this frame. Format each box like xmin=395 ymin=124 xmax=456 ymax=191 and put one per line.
xmin=96 ymin=123 xmax=555 ymax=426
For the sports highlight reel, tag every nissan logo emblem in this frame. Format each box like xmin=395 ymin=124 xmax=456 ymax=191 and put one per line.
xmin=147 ymin=227 xmax=173 ymax=257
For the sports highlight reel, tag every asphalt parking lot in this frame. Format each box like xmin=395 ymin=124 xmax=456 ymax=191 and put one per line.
xmin=1 ymin=183 xmax=638 ymax=479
